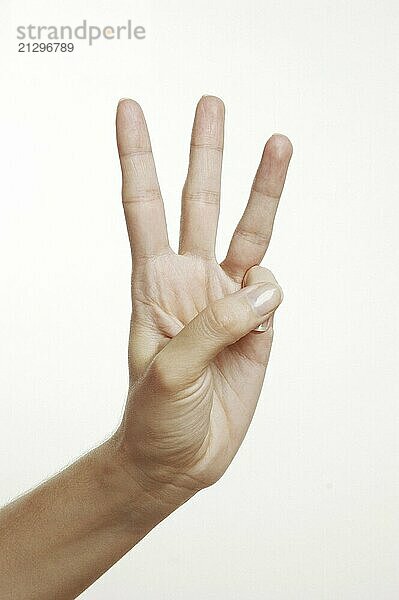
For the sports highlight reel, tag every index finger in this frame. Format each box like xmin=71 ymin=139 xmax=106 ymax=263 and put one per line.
xmin=116 ymin=99 xmax=171 ymax=260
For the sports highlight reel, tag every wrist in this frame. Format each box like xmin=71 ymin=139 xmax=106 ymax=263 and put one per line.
xmin=102 ymin=432 xmax=199 ymax=538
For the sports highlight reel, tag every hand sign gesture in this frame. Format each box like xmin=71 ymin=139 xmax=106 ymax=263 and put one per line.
xmin=115 ymin=96 xmax=292 ymax=498
xmin=0 ymin=96 xmax=293 ymax=600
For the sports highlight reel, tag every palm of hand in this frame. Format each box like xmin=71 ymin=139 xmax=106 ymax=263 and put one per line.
xmin=116 ymin=97 xmax=292 ymax=489
xmin=129 ymin=254 xmax=268 ymax=485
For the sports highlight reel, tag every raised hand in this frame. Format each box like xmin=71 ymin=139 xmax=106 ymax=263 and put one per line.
xmin=0 ymin=96 xmax=292 ymax=600
xmin=115 ymin=96 xmax=292 ymax=496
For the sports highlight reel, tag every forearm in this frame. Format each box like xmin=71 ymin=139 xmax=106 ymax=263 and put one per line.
xmin=0 ymin=434 xmax=194 ymax=600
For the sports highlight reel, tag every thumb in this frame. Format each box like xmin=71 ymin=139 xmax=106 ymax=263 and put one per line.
xmin=154 ymin=276 xmax=282 ymax=389
xmin=243 ymin=265 xmax=283 ymax=332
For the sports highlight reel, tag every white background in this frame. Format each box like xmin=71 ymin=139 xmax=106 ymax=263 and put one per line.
xmin=1 ymin=1 xmax=399 ymax=598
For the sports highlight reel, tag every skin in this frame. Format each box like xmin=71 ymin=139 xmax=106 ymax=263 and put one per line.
xmin=0 ymin=96 xmax=292 ymax=599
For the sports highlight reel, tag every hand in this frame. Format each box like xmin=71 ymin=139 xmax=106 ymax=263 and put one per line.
xmin=0 ymin=96 xmax=292 ymax=600
xmin=114 ymin=96 xmax=292 ymax=500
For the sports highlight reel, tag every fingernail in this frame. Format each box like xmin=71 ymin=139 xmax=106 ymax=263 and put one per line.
xmin=246 ymin=283 xmax=282 ymax=317
xmin=253 ymin=314 xmax=274 ymax=332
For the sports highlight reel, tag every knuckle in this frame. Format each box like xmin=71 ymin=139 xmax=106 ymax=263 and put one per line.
xmin=206 ymin=300 xmax=243 ymax=339
xmin=259 ymin=266 xmax=274 ymax=279
xmin=244 ymin=266 xmax=283 ymax=304
xmin=244 ymin=265 xmax=274 ymax=284
xmin=207 ymin=302 xmax=233 ymax=334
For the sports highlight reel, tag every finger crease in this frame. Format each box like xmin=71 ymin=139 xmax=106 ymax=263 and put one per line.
xmin=119 ymin=149 xmax=153 ymax=159
xmin=234 ymin=227 xmax=271 ymax=247
xmin=123 ymin=190 xmax=162 ymax=205
xmin=183 ymin=190 xmax=220 ymax=205
xmin=190 ymin=143 xmax=223 ymax=152
xmin=251 ymin=187 xmax=281 ymax=201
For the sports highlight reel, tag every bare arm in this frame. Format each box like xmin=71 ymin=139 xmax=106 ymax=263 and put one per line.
xmin=0 ymin=96 xmax=292 ymax=599
xmin=0 ymin=438 xmax=195 ymax=600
